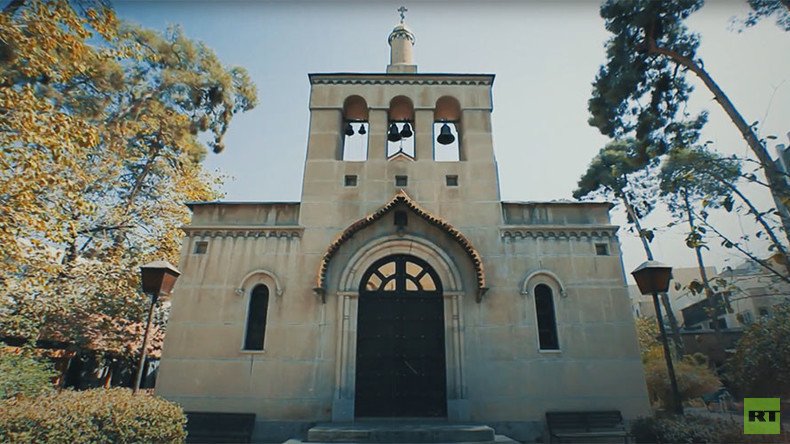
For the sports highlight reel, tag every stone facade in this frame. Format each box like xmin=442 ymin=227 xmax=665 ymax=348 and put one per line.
xmin=156 ymin=21 xmax=650 ymax=443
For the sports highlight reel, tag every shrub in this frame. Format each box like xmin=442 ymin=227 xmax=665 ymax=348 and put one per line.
xmin=728 ymin=302 xmax=790 ymax=398
xmin=0 ymin=349 xmax=57 ymax=399
xmin=630 ymin=415 xmax=743 ymax=443
xmin=643 ymin=347 xmax=720 ymax=410
xmin=0 ymin=387 xmax=186 ymax=443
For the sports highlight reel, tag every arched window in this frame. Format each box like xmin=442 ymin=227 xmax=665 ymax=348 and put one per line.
xmin=534 ymin=284 xmax=559 ymax=350
xmin=360 ymin=255 xmax=440 ymax=293
xmin=434 ymin=96 xmax=461 ymax=161
xmin=244 ymin=285 xmax=269 ymax=350
xmin=387 ymin=96 xmax=415 ymax=160
xmin=342 ymin=96 xmax=369 ymax=161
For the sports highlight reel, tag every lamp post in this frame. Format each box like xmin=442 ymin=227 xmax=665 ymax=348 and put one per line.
xmin=631 ymin=260 xmax=684 ymax=415
xmin=133 ymin=260 xmax=181 ymax=394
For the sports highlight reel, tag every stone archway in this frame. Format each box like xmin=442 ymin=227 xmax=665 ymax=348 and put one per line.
xmin=330 ymin=235 xmax=469 ymax=422
xmin=354 ymin=254 xmax=447 ymax=418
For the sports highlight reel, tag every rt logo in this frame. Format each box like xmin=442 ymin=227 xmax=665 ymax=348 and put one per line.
xmin=744 ymin=398 xmax=781 ymax=435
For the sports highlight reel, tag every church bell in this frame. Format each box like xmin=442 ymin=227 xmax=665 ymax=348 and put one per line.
xmin=437 ymin=123 xmax=456 ymax=145
xmin=387 ymin=123 xmax=402 ymax=142
xmin=358 ymin=123 xmax=366 ymax=135
xmin=344 ymin=123 xmax=355 ymax=136
xmin=399 ymin=122 xmax=413 ymax=138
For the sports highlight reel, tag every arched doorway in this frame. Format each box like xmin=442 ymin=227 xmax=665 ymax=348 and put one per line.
xmin=354 ymin=254 xmax=447 ymax=417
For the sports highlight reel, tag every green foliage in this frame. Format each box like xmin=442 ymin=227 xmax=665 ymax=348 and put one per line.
xmin=0 ymin=388 xmax=186 ymax=443
xmin=630 ymin=415 xmax=743 ymax=444
xmin=728 ymin=302 xmax=790 ymax=398
xmin=574 ymin=139 xmax=659 ymax=230
xmin=590 ymin=0 xmax=707 ymax=162
xmin=658 ymin=147 xmax=741 ymax=220
xmin=574 ymin=138 xmax=642 ymax=199
xmin=739 ymin=0 xmax=790 ymax=32
xmin=0 ymin=349 xmax=57 ymax=400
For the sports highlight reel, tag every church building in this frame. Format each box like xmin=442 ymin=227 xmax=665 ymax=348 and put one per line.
xmin=157 ymin=14 xmax=650 ymax=443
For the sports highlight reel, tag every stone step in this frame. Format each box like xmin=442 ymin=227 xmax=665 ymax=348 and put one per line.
xmin=286 ymin=433 xmax=520 ymax=444
xmin=305 ymin=423 xmax=498 ymax=443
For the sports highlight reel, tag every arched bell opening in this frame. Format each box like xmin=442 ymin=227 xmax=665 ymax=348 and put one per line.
xmin=434 ymin=96 xmax=461 ymax=161
xmin=354 ymin=254 xmax=447 ymax=418
xmin=342 ymin=95 xmax=369 ymax=161
xmin=387 ymin=96 xmax=415 ymax=160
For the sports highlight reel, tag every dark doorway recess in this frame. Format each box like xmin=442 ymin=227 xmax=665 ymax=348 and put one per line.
xmin=354 ymin=254 xmax=447 ymax=418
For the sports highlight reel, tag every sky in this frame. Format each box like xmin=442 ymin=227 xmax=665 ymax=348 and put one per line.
xmin=115 ymin=0 xmax=790 ymax=282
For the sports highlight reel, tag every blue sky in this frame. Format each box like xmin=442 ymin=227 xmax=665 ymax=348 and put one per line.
xmin=115 ymin=1 xmax=790 ymax=279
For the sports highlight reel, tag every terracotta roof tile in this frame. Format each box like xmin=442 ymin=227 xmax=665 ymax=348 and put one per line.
xmin=316 ymin=190 xmax=486 ymax=295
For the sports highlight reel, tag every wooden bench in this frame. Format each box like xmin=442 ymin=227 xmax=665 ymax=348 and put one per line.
xmin=185 ymin=412 xmax=256 ymax=443
xmin=546 ymin=411 xmax=629 ymax=443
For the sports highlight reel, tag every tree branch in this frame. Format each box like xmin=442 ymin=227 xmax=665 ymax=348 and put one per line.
xmin=692 ymin=208 xmax=790 ymax=284
xmin=646 ymin=35 xmax=790 ymax=241
xmin=700 ymin=167 xmax=790 ymax=274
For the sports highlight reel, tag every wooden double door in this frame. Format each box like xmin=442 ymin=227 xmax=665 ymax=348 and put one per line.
xmin=354 ymin=255 xmax=447 ymax=418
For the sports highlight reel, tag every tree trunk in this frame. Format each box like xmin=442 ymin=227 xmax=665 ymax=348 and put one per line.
xmin=648 ymin=40 xmax=790 ymax=243
xmin=684 ymin=192 xmax=723 ymax=344
xmin=620 ymin=191 xmax=685 ymax=356
xmin=110 ymin=144 xmax=161 ymax=251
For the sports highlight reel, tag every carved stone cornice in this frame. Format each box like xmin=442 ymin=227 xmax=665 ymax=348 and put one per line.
xmin=181 ymin=225 xmax=304 ymax=239
xmin=309 ymin=73 xmax=494 ymax=87
xmin=500 ymin=225 xmax=619 ymax=240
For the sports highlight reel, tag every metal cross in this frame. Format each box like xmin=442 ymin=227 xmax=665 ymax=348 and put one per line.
xmin=397 ymin=6 xmax=407 ymax=23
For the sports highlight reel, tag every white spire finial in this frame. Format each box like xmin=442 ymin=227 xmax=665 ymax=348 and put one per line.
xmin=398 ymin=6 xmax=407 ymax=23
xmin=387 ymin=6 xmax=416 ymax=73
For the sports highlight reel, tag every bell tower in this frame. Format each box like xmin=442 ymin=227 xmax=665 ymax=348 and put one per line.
xmin=299 ymin=9 xmax=501 ymax=239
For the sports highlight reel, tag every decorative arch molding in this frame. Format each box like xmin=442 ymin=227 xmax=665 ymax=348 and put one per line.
xmin=236 ymin=269 xmax=284 ymax=297
xmin=338 ymin=235 xmax=463 ymax=294
xmin=521 ymin=269 xmax=567 ymax=298
xmin=330 ymin=239 xmax=471 ymax=421
xmin=314 ymin=190 xmax=486 ymax=301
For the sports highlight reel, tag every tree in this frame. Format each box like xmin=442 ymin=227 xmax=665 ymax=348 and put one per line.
xmin=574 ymin=139 xmax=685 ymax=354
xmin=591 ymin=0 xmax=790 ymax=242
xmin=0 ymin=0 xmax=257 ymax=361
xmin=729 ymin=302 xmax=790 ymax=398
xmin=660 ymin=147 xmax=790 ymax=282
xmin=658 ymin=147 xmax=741 ymax=340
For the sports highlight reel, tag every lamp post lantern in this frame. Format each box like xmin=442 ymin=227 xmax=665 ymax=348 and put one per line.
xmin=632 ymin=260 xmax=683 ymax=415
xmin=133 ymin=260 xmax=181 ymax=393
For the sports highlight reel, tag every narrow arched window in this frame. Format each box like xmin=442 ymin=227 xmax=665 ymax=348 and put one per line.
xmin=535 ymin=284 xmax=559 ymax=350
xmin=434 ymin=96 xmax=461 ymax=161
xmin=244 ymin=285 xmax=269 ymax=350
xmin=342 ymin=95 xmax=369 ymax=161
xmin=387 ymin=96 xmax=415 ymax=160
